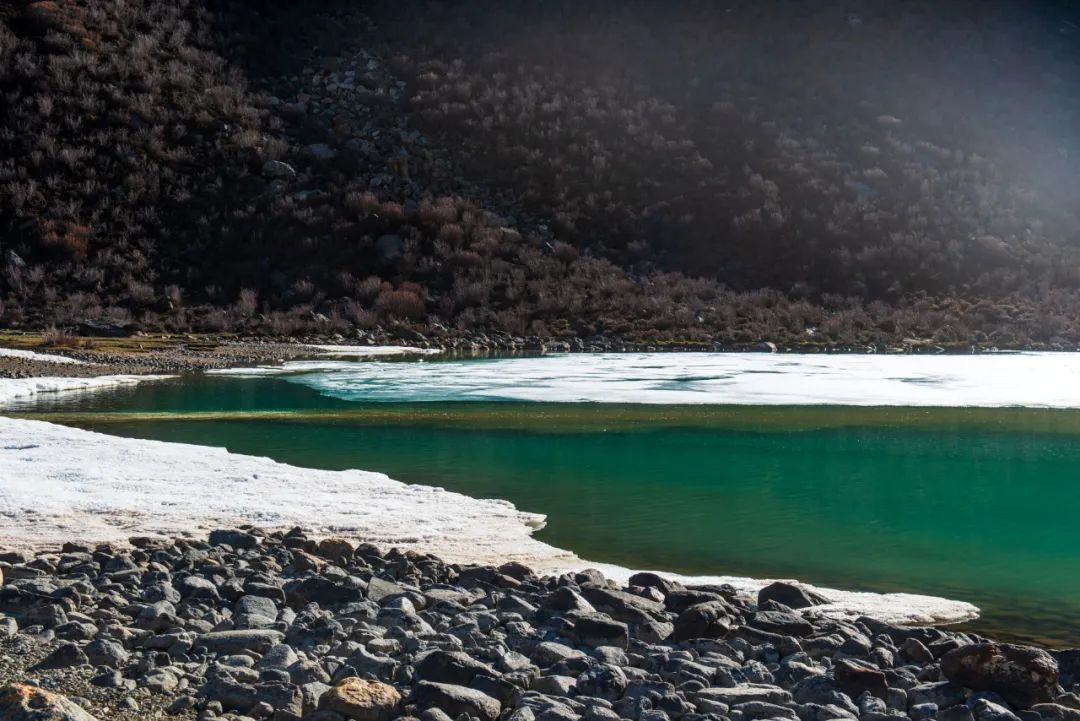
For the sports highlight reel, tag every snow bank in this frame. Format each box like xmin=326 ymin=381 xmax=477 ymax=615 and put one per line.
xmin=0 ymin=412 xmax=978 ymax=626
xmin=208 ymin=345 xmax=442 ymax=376
xmin=0 ymin=347 xmax=87 ymax=365
xmin=0 ymin=414 xmax=562 ymax=570
xmin=588 ymin=564 xmax=977 ymax=626
xmin=0 ymin=374 xmax=172 ymax=406
xmin=308 ymin=344 xmax=443 ymax=357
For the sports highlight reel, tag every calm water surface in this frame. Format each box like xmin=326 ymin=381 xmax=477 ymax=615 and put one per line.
xmin=11 ymin=353 xmax=1080 ymax=645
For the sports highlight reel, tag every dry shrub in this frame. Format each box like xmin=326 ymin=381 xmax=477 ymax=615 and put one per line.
xmin=346 ymin=191 xmax=381 ymax=217
xmin=345 ymin=299 xmax=378 ymax=328
xmin=357 ymin=276 xmax=383 ymax=302
xmin=417 ymin=198 xmax=459 ymax=227
xmin=552 ymin=241 xmax=579 ymax=264
xmin=236 ymin=288 xmax=258 ymax=316
xmin=39 ymin=220 xmax=91 ymax=258
xmin=23 ymin=1 xmax=97 ymax=49
xmin=378 ymin=202 xmax=406 ymax=222
xmin=375 ymin=287 xmax=426 ymax=319
xmin=438 ymin=223 xmax=465 ymax=245
xmin=42 ymin=325 xmax=77 ymax=346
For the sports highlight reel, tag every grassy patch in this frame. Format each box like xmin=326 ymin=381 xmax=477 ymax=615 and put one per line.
xmin=0 ymin=331 xmax=231 ymax=356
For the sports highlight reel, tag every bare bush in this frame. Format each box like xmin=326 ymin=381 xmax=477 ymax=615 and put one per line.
xmin=42 ymin=326 xmax=77 ymax=346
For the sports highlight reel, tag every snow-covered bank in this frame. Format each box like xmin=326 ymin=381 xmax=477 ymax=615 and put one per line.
xmin=0 ymin=374 xmax=172 ymax=406
xmin=308 ymin=344 xmax=443 ymax=357
xmin=588 ymin=564 xmax=978 ymax=627
xmin=0 ymin=411 xmax=978 ymax=626
xmin=206 ymin=344 xmax=441 ymax=376
xmin=0 ymin=347 xmax=87 ymax=365
xmin=0 ymin=414 xmax=561 ymax=569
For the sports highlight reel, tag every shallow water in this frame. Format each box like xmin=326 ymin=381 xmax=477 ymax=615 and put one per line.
xmin=11 ymin=352 xmax=1080 ymax=645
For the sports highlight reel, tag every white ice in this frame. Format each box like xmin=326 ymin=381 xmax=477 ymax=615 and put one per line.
xmin=307 ymin=344 xmax=443 ymax=356
xmin=0 ymin=347 xmax=87 ymax=365
xmin=225 ymin=351 xmax=1080 ymax=408
xmin=0 ymin=374 xmax=172 ymax=406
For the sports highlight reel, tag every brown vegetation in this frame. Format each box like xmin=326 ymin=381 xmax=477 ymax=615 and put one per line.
xmin=1 ymin=0 xmax=1079 ymax=347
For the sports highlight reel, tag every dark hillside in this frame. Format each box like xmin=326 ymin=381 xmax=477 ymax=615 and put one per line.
xmin=2 ymin=0 xmax=1079 ymax=347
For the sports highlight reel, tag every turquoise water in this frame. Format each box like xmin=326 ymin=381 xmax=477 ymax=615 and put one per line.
xmin=11 ymin=354 xmax=1080 ymax=645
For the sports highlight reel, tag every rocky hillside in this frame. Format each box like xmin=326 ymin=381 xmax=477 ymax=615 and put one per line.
xmin=2 ymin=0 xmax=1079 ymax=348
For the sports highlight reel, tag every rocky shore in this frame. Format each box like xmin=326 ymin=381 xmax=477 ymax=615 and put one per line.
xmin=1 ymin=329 xmax=1069 ymax=384
xmin=0 ymin=341 xmax=316 ymax=380
xmin=1 ymin=528 xmax=1076 ymax=721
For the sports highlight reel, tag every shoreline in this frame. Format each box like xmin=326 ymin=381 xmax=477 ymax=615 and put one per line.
xmin=0 ymin=526 xmax=1063 ymax=721
xmin=1 ymin=329 xmax=1079 ymax=381
xmin=0 ymin=414 xmax=977 ymax=627
xmin=0 ymin=361 xmax=978 ymax=628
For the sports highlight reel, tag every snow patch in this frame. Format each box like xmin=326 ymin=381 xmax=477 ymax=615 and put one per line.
xmin=587 ymin=564 xmax=977 ymax=627
xmin=0 ymin=375 xmax=172 ymax=406
xmin=0 ymin=415 xmax=562 ymax=571
xmin=0 ymin=348 xmax=87 ymax=365
xmin=308 ymin=344 xmax=442 ymax=357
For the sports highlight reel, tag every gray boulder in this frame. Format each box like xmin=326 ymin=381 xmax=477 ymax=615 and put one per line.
xmin=196 ymin=629 xmax=284 ymax=655
xmin=415 ymin=650 xmax=495 ymax=685
xmin=414 ymin=681 xmax=501 ymax=721
xmin=84 ymin=639 xmax=129 ymax=668
xmin=673 ymin=602 xmax=732 ymax=641
xmin=942 ymin=644 xmax=1059 ymax=708
xmin=757 ymin=582 xmax=830 ymax=610
xmin=575 ymin=613 xmax=630 ymax=649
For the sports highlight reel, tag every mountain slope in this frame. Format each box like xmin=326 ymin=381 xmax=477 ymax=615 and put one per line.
xmin=2 ymin=0 xmax=1079 ymax=347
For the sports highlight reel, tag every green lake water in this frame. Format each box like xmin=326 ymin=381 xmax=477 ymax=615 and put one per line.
xmin=11 ymin=370 xmax=1080 ymax=646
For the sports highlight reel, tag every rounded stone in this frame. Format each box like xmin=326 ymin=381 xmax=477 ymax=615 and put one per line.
xmin=0 ymin=683 xmax=100 ymax=720
xmin=318 ymin=677 xmax=401 ymax=721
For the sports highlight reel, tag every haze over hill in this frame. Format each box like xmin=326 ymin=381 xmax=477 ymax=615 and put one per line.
xmin=2 ymin=0 xmax=1079 ymax=347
